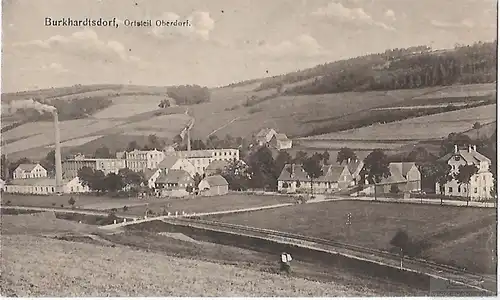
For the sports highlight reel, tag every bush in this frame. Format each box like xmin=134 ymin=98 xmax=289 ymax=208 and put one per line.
xmin=123 ymin=205 xmax=128 ymax=212
xmin=60 ymin=204 xmax=64 ymax=208
xmin=52 ymin=202 xmax=56 ymax=206
xmin=68 ymin=197 xmax=76 ymax=206
xmin=248 ymin=107 xmax=263 ymax=114
xmin=6 ymin=200 xmax=11 ymax=205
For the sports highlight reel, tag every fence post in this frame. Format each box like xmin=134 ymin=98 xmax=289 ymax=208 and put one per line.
xmin=113 ymin=220 xmax=117 ymax=224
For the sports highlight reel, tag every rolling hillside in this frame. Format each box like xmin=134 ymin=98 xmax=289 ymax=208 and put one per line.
xmin=1 ymin=41 xmax=496 ymax=161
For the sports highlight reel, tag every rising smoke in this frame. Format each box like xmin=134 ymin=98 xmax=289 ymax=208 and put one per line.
xmin=8 ymin=99 xmax=56 ymax=114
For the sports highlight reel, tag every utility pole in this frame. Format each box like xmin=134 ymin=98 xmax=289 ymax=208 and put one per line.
xmin=346 ymin=213 xmax=352 ymax=239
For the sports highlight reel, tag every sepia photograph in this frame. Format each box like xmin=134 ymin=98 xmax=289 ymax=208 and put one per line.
xmin=0 ymin=0 xmax=498 ymax=297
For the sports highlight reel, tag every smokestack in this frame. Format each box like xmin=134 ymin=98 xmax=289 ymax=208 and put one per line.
xmin=187 ymin=127 xmax=191 ymax=152
xmin=53 ymin=111 xmax=63 ymax=193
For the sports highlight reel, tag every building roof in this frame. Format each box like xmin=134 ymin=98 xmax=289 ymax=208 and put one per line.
xmin=256 ymin=128 xmax=275 ymax=138
xmin=341 ymin=159 xmax=363 ymax=175
xmin=9 ymin=177 xmax=72 ymax=186
xmin=274 ymin=133 xmax=289 ymax=141
xmin=156 ymin=169 xmax=192 ymax=184
xmin=144 ymin=168 xmax=161 ymax=180
xmin=202 ymin=175 xmax=228 ymax=187
xmin=175 ymin=150 xmax=213 ymax=158
xmin=439 ymin=149 xmax=491 ymax=165
xmin=380 ymin=163 xmax=407 ymax=184
xmin=158 ymin=156 xmax=180 ymax=169
xmin=206 ymin=160 xmax=231 ymax=172
xmin=388 ymin=162 xmax=417 ymax=179
xmin=278 ymin=164 xmax=347 ymax=183
xmin=16 ymin=164 xmax=40 ymax=172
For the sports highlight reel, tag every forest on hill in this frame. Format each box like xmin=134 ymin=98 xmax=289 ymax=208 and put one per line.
xmin=253 ymin=41 xmax=496 ymax=95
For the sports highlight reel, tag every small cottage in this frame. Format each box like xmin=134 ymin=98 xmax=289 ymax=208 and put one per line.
xmin=198 ymin=175 xmax=229 ymax=196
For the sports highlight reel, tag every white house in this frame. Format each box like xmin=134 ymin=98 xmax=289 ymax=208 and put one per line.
xmin=155 ymin=169 xmax=194 ymax=198
xmin=198 ymin=175 xmax=229 ymax=196
xmin=158 ymin=156 xmax=197 ymax=177
xmin=120 ymin=149 xmax=165 ymax=172
xmin=170 ymin=149 xmax=240 ymax=175
xmin=341 ymin=158 xmax=364 ymax=185
xmin=277 ymin=163 xmax=353 ymax=194
xmin=270 ymin=133 xmax=293 ymax=150
xmin=4 ymin=176 xmax=90 ymax=195
xmin=13 ymin=164 xmax=47 ymax=179
xmin=436 ymin=145 xmax=494 ymax=200
xmin=255 ymin=128 xmax=277 ymax=146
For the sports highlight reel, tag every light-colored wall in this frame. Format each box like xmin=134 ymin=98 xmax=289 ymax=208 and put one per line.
xmin=13 ymin=164 xmax=48 ymax=179
xmin=278 ymin=180 xmax=339 ymax=194
xmin=171 ymin=159 xmax=197 ymax=177
xmin=148 ymin=170 xmax=162 ymax=189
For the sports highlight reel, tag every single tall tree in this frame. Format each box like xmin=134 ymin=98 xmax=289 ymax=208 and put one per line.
xmin=275 ymin=150 xmax=292 ymax=178
xmin=302 ymin=155 xmax=324 ymax=196
xmin=294 ymin=151 xmax=308 ymax=164
xmin=360 ymin=149 xmax=391 ymax=200
xmin=321 ymin=150 xmax=330 ymax=164
xmin=455 ymin=164 xmax=479 ymax=206
xmin=94 ymin=146 xmax=112 ymax=158
xmin=336 ymin=147 xmax=357 ymax=164
xmin=126 ymin=141 xmax=140 ymax=152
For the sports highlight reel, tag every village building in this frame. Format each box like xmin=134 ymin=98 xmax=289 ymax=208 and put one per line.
xmin=155 ymin=169 xmax=194 ymax=198
xmin=144 ymin=168 xmax=162 ymax=189
xmin=341 ymin=158 xmax=364 ymax=185
xmin=205 ymin=160 xmax=231 ymax=176
xmin=255 ymin=128 xmax=277 ymax=146
xmin=436 ymin=145 xmax=493 ymax=200
xmin=168 ymin=148 xmax=239 ymax=175
xmin=277 ymin=163 xmax=353 ymax=194
xmin=4 ymin=177 xmax=90 ymax=195
xmin=270 ymin=133 xmax=293 ymax=150
xmin=0 ymin=179 xmax=5 ymax=192
xmin=381 ymin=162 xmax=422 ymax=193
xmin=62 ymin=155 xmax=126 ymax=178
xmin=116 ymin=149 xmax=165 ymax=172
xmin=198 ymin=175 xmax=229 ymax=196
xmin=13 ymin=163 xmax=48 ymax=179
xmin=158 ymin=156 xmax=197 ymax=177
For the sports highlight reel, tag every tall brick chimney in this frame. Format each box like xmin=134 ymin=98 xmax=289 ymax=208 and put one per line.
xmin=53 ymin=111 xmax=63 ymax=193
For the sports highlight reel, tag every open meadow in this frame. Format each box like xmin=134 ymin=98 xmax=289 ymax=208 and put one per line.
xmin=0 ymin=211 xmax=420 ymax=296
xmin=303 ymin=104 xmax=496 ymax=142
xmin=206 ymin=200 xmax=497 ymax=274
xmin=1 ymin=192 xmax=296 ymax=215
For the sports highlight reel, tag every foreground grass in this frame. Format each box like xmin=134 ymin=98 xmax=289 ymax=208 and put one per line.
xmin=1 ymin=235 xmax=374 ymax=297
xmin=208 ymin=201 xmax=496 ymax=273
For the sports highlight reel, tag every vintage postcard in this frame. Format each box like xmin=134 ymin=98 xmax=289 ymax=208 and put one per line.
xmin=0 ymin=0 xmax=498 ymax=297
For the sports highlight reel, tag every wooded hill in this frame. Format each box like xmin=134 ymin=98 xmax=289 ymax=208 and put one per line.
xmin=252 ymin=41 xmax=497 ymax=95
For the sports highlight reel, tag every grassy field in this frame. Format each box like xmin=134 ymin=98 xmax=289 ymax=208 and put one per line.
xmin=304 ymin=104 xmax=496 ymax=142
xmin=1 ymin=233 xmax=378 ymax=297
xmin=206 ymin=200 xmax=497 ymax=273
xmin=122 ymin=193 xmax=296 ymax=216
xmin=0 ymin=193 xmax=296 ymax=215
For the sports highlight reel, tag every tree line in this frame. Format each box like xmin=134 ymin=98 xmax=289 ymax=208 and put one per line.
xmin=253 ymin=41 xmax=496 ymax=95
xmin=164 ymin=84 xmax=211 ymax=106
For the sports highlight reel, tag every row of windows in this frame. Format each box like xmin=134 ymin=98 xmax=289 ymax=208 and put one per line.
xmin=449 ymin=186 xmax=487 ymax=193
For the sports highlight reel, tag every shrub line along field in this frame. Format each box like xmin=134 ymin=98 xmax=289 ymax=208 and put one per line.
xmin=205 ymin=200 xmax=497 ymax=274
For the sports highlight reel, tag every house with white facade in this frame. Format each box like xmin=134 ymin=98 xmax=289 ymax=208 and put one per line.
xmin=255 ymin=128 xmax=277 ymax=146
xmin=4 ymin=176 xmax=90 ymax=195
xmin=13 ymin=164 xmax=47 ymax=179
xmin=341 ymin=158 xmax=364 ymax=185
xmin=270 ymin=133 xmax=293 ymax=150
xmin=155 ymin=169 xmax=194 ymax=198
xmin=144 ymin=168 xmax=162 ymax=189
xmin=277 ymin=163 xmax=352 ymax=194
xmin=62 ymin=155 xmax=126 ymax=178
xmin=158 ymin=156 xmax=197 ymax=177
xmin=118 ymin=149 xmax=165 ymax=172
xmin=436 ymin=145 xmax=494 ymax=200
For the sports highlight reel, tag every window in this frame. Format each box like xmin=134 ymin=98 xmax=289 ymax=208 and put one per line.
xmin=458 ymin=186 xmax=461 ymax=193
xmin=448 ymin=187 xmax=453 ymax=193
xmin=474 ymin=187 xmax=478 ymax=193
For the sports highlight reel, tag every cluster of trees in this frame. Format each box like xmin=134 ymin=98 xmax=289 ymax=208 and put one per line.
xmin=253 ymin=41 xmax=496 ymax=95
xmin=126 ymin=134 xmax=167 ymax=152
xmin=165 ymin=85 xmax=211 ymax=105
xmin=77 ymin=167 xmax=146 ymax=196
xmin=15 ymin=96 xmax=113 ymax=123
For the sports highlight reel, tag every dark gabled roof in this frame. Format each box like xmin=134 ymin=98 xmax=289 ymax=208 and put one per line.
xmin=144 ymin=168 xmax=161 ymax=180
xmin=202 ymin=175 xmax=228 ymax=186
xmin=206 ymin=160 xmax=231 ymax=171
xmin=256 ymin=128 xmax=275 ymax=138
xmin=158 ymin=156 xmax=180 ymax=169
xmin=278 ymin=164 xmax=348 ymax=183
xmin=439 ymin=149 xmax=491 ymax=165
xmin=16 ymin=164 xmax=40 ymax=172
xmin=156 ymin=169 xmax=192 ymax=184
xmin=341 ymin=160 xmax=363 ymax=175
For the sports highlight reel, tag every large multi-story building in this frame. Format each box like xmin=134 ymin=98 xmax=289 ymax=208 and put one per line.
xmin=116 ymin=149 xmax=165 ymax=172
xmin=436 ymin=145 xmax=494 ymax=200
xmin=170 ymin=148 xmax=240 ymax=175
xmin=62 ymin=155 xmax=126 ymax=178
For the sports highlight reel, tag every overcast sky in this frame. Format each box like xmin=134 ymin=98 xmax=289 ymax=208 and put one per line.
xmin=2 ymin=0 xmax=497 ymax=92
